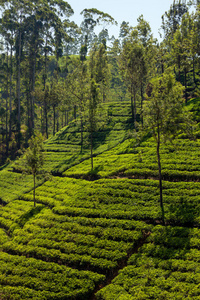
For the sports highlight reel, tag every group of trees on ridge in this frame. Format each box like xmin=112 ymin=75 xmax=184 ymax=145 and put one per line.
xmin=0 ymin=0 xmax=200 ymax=166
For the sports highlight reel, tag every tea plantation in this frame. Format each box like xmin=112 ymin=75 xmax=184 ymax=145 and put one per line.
xmin=0 ymin=100 xmax=200 ymax=299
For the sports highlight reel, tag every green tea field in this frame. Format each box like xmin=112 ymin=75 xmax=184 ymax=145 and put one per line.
xmin=0 ymin=100 xmax=200 ymax=299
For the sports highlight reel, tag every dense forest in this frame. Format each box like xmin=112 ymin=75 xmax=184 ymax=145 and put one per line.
xmin=0 ymin=0 xmax=199 ymax=165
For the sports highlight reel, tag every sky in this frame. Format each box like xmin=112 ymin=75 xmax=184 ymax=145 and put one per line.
xmin=67 ymin=0 xmax=179 ymax=42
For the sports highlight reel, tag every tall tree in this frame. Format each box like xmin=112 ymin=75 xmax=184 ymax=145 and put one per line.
xmin=94 ymin=42 xmax=110 ymax=103
xmin=170 ymin=11 xmax=194 ymax=101
xmin=24 ymin=132 xmax=44 ymax=207
xmin=98 ymin=28 xmax=110 ymax=45
xmin=143 ymin=69 xmax=185 ymax=224
xmin=119 ymin=21 xmax=132 ymax=46
xmin=161 ymin=0 xmax=188 ymax=41
xmin=80 ymin=8 xmax=116 ymax=52
xmin=0 ymin=0 xmax=74 ymax=147
xmin=66 ymin=54 xmax=89 ymax=153
xmin=109 ymin=38 xmax=127 ymax=101
xmin=136 ymin=15 xmax=157 ymax=117
xmin=119 ymin=30 xmax=146 ymax=129
xmin=0 ymin=11 xmax=15 ymax=146
xmin=88 ymin=45 xmax=100 ymax=170
xmin=49 ymin=78 xmax=65 ymax=136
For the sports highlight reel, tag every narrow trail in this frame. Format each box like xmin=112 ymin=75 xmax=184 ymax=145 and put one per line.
xmin=89 ymin=231 xmax=151 ymax=300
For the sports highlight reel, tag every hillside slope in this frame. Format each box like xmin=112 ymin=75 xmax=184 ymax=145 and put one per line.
xmin=0 ymin=99 xmax=200 ymax=299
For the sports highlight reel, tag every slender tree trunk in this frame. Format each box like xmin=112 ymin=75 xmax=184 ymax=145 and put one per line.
xmin=184 ymin=68 xmax=188 ymax=103
xmin=17 ymin=29 xmax=22 ymax=149
xmin=29 ymin=55 xmax=36 ymax=135
xmin=57 ymin=109 xmax=59 ymax=132
xmin=161 ymin=61 xmax=164 ymax=74
xmin=131 ymin=94 xmax=134 ymax=121
xmin=44 ymin=44 xmax=48 ymax=138
xmin=140 ymin=84 xmax=144 ymax=110
xmin=30 ymin=50 xmax=36 ymax=132
xmin=32 ymin=46 xmax=37 ymax=130
xmin=193 ymin=56 xmax=196 ymax=84
xmin=133 ymin=90 xmax=137 ymax=131
xmin=9 ymin=44 xmax=13 ymax=141
xmin=33 ymin=173 xmax=36 ymax=207
xmin=80 ymin=102 xmax=84 ymax=153
xmin=46 ymin=115 xmax=48 ymax=139
xmin=141 ymin=83 xmax=144 ymax=126
xmin=178 ymin=55 xmax=181 ymax=83
xmin=74 ymin=105 xmax=77 ymax=120
xmin=90 ymin=129 xmax=93 ymax=170
xmin=103 ymin=87 xmax=106 ymax=103
xmin=44 ymin=101 xmax=48 ymax=139
xmin=30 ymin=22 xmax=40 ymax=133
xmin=53 ymin=106 xmax=56 ymax=136
xmin=156 ymin=127 xmax=165 ymax=225
xmin=6 ymin=45 xmax=9 ymax=156
xmin=43 ymin=36 xmax=48 ymax=91
xmin=81 ymin=114 xmax=83 ymax=153
xmin=40 ymin=107 xmax=43 ymax=133
xmin=27 ymin=90 xmax=32 ymax=138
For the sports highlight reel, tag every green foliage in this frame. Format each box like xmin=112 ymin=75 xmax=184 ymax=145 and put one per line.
xmin=0 ymin=252 xmax=104 ymax=299
xmin=24 ymin=132 xmax=44 ymax=176
xmin=64 ymin=136 xmax=200 ymax=181
xmin=80 ymin=8 xmax=117 ymax=27
xmin=0 ymin=127 xmax=200 ymax=299
xmin=37 ymin=100 xmax=131 ymax=174
xmin=0 ymin=49 xmax=200 ymax=299
xmin=0 ymin=171 xmax=34 ymax=203
xmin=97 ymin=225 xmax=200 ymax=299
xmin=23 ymin=132 xmax=45 ymax=207
xmin=143 ymin=69 xmax=191 ymax=224
xmin=143 ymin=69 xmax=186 ymax=139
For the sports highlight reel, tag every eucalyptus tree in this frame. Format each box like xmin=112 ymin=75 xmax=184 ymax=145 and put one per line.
xmin=119 ymin=30 xmax=146 ymax=129
xmin=188 ymin=4 xmax=200 ymax=91
xmin=0 ymin=0 xmax=32 ymax=148
xmin=50 ymin=4 xmax=74 ymax=135
xmin=119 ymin=21 xmax=132 ymax=46
xmin=39 ymin=28 xmax=53 ymax=138
xmin=0 ymin=52 xmax=8 ymax=161
xmin=0 ymin=42 xmax=10 ymax=156
xmin=88 ymin=44 xmax=100 ymax=170
xmin=24 ymin=13 xmax=43 ymax=136
xmin=170 ymin=11 xmax=194 ymax=101
xmin=64 ymin=22 xmax=81 ymax=55
xmin=136 ymin=15 xmax=157 ymax=115
xmin=191 ymin=8 xmax=200 ymax=84
xmin=65 ymin=54 xmax=89 ymax=153
xmin=80 ymin=8 xmax=116 ymax=53
xmin=98 ymin=28 xmax=110 ymax=45
xmin=48 ymin=77 xmax=66 ymax=136
xmin=143 ymin=69 xmax=185 ymax=224
xmin=25 ymin=0 xmax=74 ymax=135
xmin=94 ymin=42 xmax=111 ymax=103
xmin=156 ymin=41 xmax=168 ymax=74
xmin=161 ymin=0 xmax=188 ymax=41
xmin=0 ymin=0 xmax=74 ymax=144
xmin=32 ymin=83 xmax=51 ymax=138
xmin=160 ymin=0 xmax=189 ymax=91
xmin=46 ymin=0 xmax=74 ymax=63
xmin=108 ymin=38 xmax=127 ymax=101
xmin=0 ymin=10 xmax=15 ymax=142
